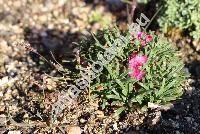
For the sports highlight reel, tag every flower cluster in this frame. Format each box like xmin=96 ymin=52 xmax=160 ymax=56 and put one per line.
xmin=136 ymin=31 xmax=153 ymax=46
xmin=128 ymin=32 xmax=153 ymax=80
xmin=128 ymin=53 xmax=148 ymax=80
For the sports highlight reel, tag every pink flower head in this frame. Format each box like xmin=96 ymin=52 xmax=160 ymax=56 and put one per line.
xmin=131 ymin=31 xmax=153 ymax=47
xmin=128 ymin=68 xmax=145 ymax=80
xmin=141 ymin=40 xmax=146 ymax=47
xmin=145 ymin=35 xmax=153 ymax=43
xmin=129 ymin=53 xmax=148 ymax=69
xmin=128 ymin=53 xmax=148 ymax=80
xmin=137 ymin=32 xmax=144 ymax=39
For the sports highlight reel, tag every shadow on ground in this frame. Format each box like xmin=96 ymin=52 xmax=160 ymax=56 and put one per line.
xmin=23 ymin=26 xmax=81 ymax=73
xmin=1 ymin=27 xmax=86 ymax=133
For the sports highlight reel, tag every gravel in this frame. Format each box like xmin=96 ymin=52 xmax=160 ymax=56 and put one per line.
xmin=0 ymin=0 xmax=199 ymax=133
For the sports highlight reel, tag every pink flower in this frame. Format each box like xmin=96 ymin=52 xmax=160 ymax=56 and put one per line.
xmin=141 ymin=40 xmax=146 ymax=47
xmin=145 ymin=35 xmax=153 ymax=43
xmin=129 ymin=53 xmax=148 ymax=69
xmin=131 ymin=31 xmax=153 ymax=47
xmin=128 ymin=53 xmax=148 ymax=80
xmin=137 ymin=32 xmax=144 ymax=39
xmin=128 ymin=68 xmax=146 ymax=80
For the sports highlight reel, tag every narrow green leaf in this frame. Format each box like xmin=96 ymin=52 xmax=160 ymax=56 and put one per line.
xmin=138 ymin=82 xmax=149 ymax=91
xmin=115 ymin=59 xmax=120 ymax=76
xmin=156 ymin=78 xmax=166 ymax=97
xmin=106 ymin=95 xmax=121 ymax=100
xmin=114 ymin=107 xmax=125 ymax=117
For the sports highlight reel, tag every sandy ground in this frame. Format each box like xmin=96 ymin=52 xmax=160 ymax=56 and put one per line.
xmin=0 ymin=0 xmax=200 ymax=133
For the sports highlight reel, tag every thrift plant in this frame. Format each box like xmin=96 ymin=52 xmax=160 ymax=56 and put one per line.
xmin=79 ymin=25 xmax=186 ymax=115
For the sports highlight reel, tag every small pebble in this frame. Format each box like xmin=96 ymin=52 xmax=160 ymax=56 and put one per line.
xmin=8 ymin=131 xmax=21 ymax=134
xmin=80 ymin=118 xmax=86 ymax=123
xmin=113 ymin=123 xmax=118 ymax=130
xmin=176 ymin=115 xmax=179 ymax=119
xmin=185 ymin=117 xmax=192 ymax=122
xmin=66 ymin=126 xmax=81 ymax=134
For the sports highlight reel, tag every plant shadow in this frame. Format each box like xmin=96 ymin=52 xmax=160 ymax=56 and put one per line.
xmin=23 ymin=26 xmax=81 ymax=73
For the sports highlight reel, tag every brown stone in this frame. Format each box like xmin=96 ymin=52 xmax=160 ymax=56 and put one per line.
xmin=66 ymin=126 xmax=81 ymax=134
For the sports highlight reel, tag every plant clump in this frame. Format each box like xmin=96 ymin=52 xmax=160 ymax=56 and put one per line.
xmin=79 ymin=25 xmax=187 ymax=116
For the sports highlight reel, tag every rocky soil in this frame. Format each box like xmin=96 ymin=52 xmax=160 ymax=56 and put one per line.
xmin=0 ymin=0 xmax=199 ymax=134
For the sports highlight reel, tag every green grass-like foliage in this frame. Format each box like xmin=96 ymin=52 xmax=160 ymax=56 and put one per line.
xmin=79 ymin=26 xmax=186 ymax=115
xmin=158 ymin=0 xmax=200 ymax=40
